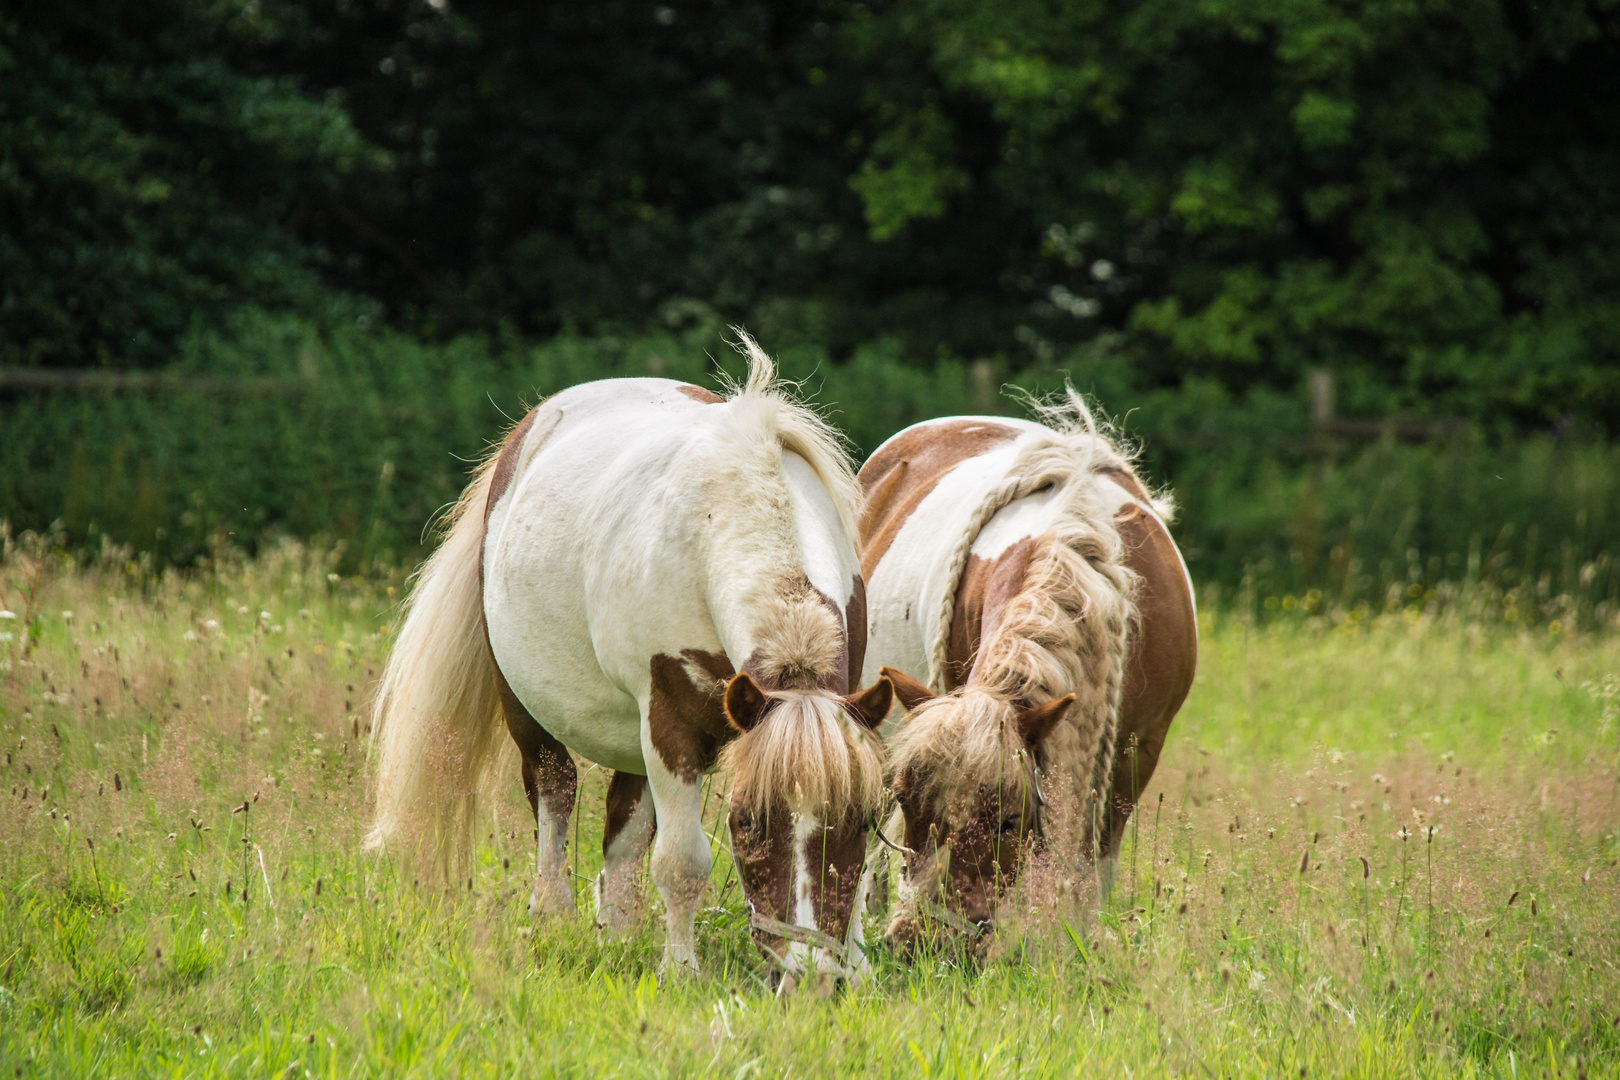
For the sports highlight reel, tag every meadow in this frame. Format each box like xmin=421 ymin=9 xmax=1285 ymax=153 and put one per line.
xmin=1 ymin=535 xmax=1617 ymax=1078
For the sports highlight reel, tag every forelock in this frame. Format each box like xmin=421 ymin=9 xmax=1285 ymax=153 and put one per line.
xmin=888 ymin=690 xmax=1033 ymax=813
xmin=720 ymin=691 xmax=885 ymax=821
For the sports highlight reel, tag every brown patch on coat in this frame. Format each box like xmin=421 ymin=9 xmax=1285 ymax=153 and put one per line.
xmin=807 ymin=816 xmax=869 ymax=947
xmin=678 ymin=384 xmax=725 ymax=404
xmin=887 ymin=776 xmax=1039 ymax=948
xmin=803 ymin=578 xmax=865 ymax=696
xmin=729 ymin=800 xmax=794 ymax=942
xmin=484 ymin=405 xmax=542 ymax=524
xmin=682 ymin=647 xmax=736 ymax=686
xmin=943 ymin=537 xmax=1039 ymax=691
xmin=805 ymin=585 xmax=851 ymax=694
xmin=603 ymin=771 xmax=653 ymax=852
xmin=647 ymin=650 xmax=737 ymax=783
xmin=1101 ymin=502 xmax=1197 ymax=854
xmin=492 ymin=658 xmax=577 ymax=827
xmin=845 ymin=576 xmax=868 ymax=693
xmin=858 ymin=420 xmax=1022 ymax=578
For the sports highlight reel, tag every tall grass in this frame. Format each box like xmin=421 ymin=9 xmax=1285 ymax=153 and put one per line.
xmin=1 ymin=537 xmax=1617 ymax=1076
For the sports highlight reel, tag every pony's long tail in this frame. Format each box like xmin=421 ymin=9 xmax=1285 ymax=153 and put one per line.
xmin=366 ymin=459 xmax=506 ymax=877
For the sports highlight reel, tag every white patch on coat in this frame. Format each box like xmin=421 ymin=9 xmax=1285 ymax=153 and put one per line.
xmin=859 ymin=432 xmax=1038 ymax=710
xmin=782 ymin=452 xmax=863 ymax=615
xmin=527 ymin=793 xmax=573 ymax=915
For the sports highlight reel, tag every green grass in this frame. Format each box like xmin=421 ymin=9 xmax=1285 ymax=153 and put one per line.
xmin=2 ymin=539 xmax=1618 ymax=1077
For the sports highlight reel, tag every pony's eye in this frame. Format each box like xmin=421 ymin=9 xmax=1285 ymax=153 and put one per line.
xmin=999 ymin=817 xmax=1022 ymax=836
xmin=733 ymin=810 xmax=755 ymax=833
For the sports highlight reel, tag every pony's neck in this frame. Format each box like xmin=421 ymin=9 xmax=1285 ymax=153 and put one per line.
xmin=704 ymin=451 xmax=856 ymax=693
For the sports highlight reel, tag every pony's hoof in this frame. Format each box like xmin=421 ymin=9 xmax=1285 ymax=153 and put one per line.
xmin=658 ymin=949 xmax=701 ymax=980
xmin=527 ymin=877 xmax=574 ymax=918
xmin=592 ymin=870 xmax=643 ymax=937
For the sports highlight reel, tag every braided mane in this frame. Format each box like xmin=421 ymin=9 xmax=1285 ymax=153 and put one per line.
xmin=895 ymin=388 xmax=1140 ymax=856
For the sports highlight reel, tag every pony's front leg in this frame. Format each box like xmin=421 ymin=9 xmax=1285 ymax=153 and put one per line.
xmin=595 ymin=771 xmax=656 ymax=935
xmin=502 ymin=697 xmax=578 ymax=917
xmin=640 ymin=720 xmax=711 ymax=976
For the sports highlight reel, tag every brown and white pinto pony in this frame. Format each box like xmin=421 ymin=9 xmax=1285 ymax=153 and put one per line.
xmin=367 ymin=338 xmax=893 ymax=980
xmin=858 ymin=394 xmax=1196 ymax=945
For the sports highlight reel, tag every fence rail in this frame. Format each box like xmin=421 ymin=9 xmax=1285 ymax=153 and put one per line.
xmin=0 ymin=369 xmax=301 ymax=393
xmin=3 ymin=365 xmax=1469 ymax=441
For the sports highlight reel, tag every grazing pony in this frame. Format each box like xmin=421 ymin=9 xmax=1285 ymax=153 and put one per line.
xmin=858 ymin=393 xmax=1196 ymax=943
xmin=367 ymin=339 xmax=893 ymax=979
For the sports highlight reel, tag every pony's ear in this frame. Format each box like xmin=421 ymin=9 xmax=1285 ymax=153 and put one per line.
xmin=879 ymin=666 xmax=936 ymax=712
xmin=842 ymin=676 xmax=894 ymax=730
xmin=1013 ymin=694 xmax=1075 ymax=748
xmin=724 ymin=672 xmax=772 ymax=733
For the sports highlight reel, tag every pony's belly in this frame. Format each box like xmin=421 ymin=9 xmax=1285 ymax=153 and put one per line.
xmin=490 ymin=632 xmax=646 ymax=773
xmin=486 ymin=580 xmax=647 ymax=774
xmin=521 ymin=688 xmax=645 ymax=775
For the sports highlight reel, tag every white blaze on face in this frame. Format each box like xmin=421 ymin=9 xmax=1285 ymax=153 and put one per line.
xmin=784 ymin=811 xmax=819 ymax=975
xmin=782 ymin=810 xmax=859 ymax=979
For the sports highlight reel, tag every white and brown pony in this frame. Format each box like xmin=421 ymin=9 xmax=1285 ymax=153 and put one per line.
xmin=367 ymin=339 xmax=893 ymax=980
xmin=858 ymin=394 xmax=1196 ymax=944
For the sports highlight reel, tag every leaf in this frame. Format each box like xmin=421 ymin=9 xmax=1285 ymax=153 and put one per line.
xmin=1062 ymin=919 xmax=1090 ymax=962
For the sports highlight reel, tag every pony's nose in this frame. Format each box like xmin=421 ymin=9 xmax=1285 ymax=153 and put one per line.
xmin=767 ymin=967 xmax=845 ymax=998
xmin=882 ymin=919 xmax=920 ymax=957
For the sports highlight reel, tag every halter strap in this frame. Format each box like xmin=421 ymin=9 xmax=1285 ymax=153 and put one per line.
xmin=915 ymin=896 xmax=986 ymax=938
xmin=747 ymin=905 xmax=848 ymax=969
xmin=869 ymin=813 xmax=914 ymax=856
xmin=1016 ymin=747 xmax=1049 ymax=842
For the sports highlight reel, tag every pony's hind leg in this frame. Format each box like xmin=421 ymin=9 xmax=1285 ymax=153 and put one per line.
xmin=595 ymin=771 xmax=656 ymax=935
xmin=499 ymin=683 xmax=578 ymax=916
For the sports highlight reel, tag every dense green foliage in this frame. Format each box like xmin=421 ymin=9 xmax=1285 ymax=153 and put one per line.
xmin=5 ymin=0 xmax=1619 ymax=421
xmin=0 ymin=1 xmax=381 ymax=371
xmin=3 ymin=0 xmax=1619 ymax=582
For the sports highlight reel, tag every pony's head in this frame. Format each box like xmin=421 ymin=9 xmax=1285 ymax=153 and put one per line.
xmin=718 ymin=671 xmax=892 ymax=983
xmin=880 ymin=667 xmax=1073 ymax=948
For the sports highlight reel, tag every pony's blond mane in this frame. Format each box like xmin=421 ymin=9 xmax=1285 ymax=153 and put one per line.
xmin=888 ymin=688 xmax=1038 ymax=812
xmin=890 ymin=387 xmax=1140 ymax=851
xmin=715 ymin=329 xmax=862 ymax=544
xmin=711 ymin=331 xmax=881 ymax=823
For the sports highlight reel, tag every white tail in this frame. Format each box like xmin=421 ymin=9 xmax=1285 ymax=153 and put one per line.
xmin=366 ymin=458 xmax=508 ymax=876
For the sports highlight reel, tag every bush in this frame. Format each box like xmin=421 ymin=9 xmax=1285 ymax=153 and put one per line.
xmin=3 ymin=314 xmax=1617 ymax=624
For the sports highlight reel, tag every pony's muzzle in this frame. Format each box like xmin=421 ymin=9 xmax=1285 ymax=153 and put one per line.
xmin=769 ymin=965 xmax=845 ymax=999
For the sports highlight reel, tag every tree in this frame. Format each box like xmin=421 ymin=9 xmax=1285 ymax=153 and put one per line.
xmin=0 ymin=0 xmax=382 ymax=370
